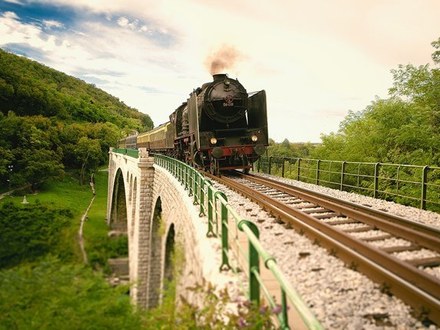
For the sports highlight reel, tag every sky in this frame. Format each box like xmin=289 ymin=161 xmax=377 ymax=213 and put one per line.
xmin=0 ymin=0 xmax=439 ymax=143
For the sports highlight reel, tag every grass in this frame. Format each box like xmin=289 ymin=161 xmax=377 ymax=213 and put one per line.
xmin=0 ymin=257 xmax=145 ymax=330
xmin=1 ymin=173 xmax=95 ymax=263
xmin=0 ymin=168 xmax=128 ymax=270
xmin=82 ymin=170 xmax=130 ymax=272
xmin=2 ymin=174 xmax=93 ymax=216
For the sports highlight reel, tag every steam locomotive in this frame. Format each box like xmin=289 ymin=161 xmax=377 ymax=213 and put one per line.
xmin=119 ymin=74 xmax=268 ymax=174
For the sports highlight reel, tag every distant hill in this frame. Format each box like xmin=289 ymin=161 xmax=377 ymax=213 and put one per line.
xmin=0 ymin=48 xmax=153 ymax=189
xmin=0 ymin=48 xmax=153 ymax=130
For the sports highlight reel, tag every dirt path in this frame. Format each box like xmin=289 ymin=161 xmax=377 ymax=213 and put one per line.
xmin=78 ymin=180 xmax=96 ymax=264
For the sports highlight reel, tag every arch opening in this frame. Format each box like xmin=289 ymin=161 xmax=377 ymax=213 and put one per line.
xmin=148 ymin=197 xmax=163 ymax=308
xmin=163 ymin=223 xmax=175 ymax=295
xmin=110 ymin=168 xmax=128 ymax=232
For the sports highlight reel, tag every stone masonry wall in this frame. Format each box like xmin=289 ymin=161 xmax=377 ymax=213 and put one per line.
xmin=108 ymin=150 xmax=242 ymax=310
xmin=152 ymin=166 xmax=243 ymax=308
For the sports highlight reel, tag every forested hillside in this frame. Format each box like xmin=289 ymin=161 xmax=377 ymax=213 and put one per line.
xmin=311 ymin=38 xmax=440 ymax=166
xmin=0 ymin=49 xmax=153 ymax=189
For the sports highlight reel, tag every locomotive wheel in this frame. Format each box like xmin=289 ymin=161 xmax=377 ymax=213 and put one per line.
xmin=242 ymin=154 xmax=250 ymax=174
xmin=209 ymin=157 xmax=220 ymax=176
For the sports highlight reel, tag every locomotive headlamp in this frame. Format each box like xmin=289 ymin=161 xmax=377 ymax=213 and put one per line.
xmin=210 ymin=137 xmax=218 ymax=145
xmin=251 ymin=135 xmax=258 ymax=142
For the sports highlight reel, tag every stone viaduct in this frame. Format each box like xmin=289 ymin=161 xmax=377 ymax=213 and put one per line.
xmin=106 ymin=148 xmax=237 ymax=308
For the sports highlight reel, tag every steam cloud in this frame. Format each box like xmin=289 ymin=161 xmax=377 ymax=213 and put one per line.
xmin=205 ymin=45 xmax=242 ymax=75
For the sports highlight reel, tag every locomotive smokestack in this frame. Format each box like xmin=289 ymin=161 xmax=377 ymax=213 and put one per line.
xmin=213 ymin=73 xmax=227 ymax=82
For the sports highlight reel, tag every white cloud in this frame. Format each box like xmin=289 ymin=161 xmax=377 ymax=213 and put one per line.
xmin=2 ymin=11 xmax=19 ymax=19
xmin=43 ymin=19 xmax=64 ymax=29
xmin=0 ymin=11 xmax=44 ymax=47
xmin=1 ymin=0 xmax=439 ymax=142
xmin=3 ymin=0 xmax=24 ymax=5
xmin=116 ymin=16 xmax=129 ymax=28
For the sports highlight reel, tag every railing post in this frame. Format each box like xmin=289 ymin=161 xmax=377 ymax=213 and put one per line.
xmin=340 ymin=161 xmax=346 ymax=191
xmin=177 ymin=162 xmax=181 ymax=182
xmin=281 ymin=290 xmax=288 ymax=329
xmin=421 ymin=166 xmax=429 ymax=210
xmin=297 ymin=158 xmax=301 ymax=181
xmin=206 ymin=181 xmax=215 ymax=237
xmin=238 ymin=220 xmax=260 ymax=305
xmin=268 ymin=157 xmax=272 ymax=175
xmin=184 ymin=165 xmax=189 ymax=191
xmin=217 ymin=191 xmax=230 ymax=271
xmin=198 ymin=177 xmax=205 ymax=215
xmin=281 ymin=158 xmax=285 ymax=178
xmin=374 ymin=163 xmax=380 ymax=198
xmin=316 ymin=159 xmax=321 ymax=185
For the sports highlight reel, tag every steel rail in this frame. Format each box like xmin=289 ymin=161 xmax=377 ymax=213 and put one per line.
xmin=215 ymin=173 xmax=440 ymax=325
xmin=246 ymin=173 xmax=440 ymax=240
xmin=243 ymin=173 xmax=440 ymax=252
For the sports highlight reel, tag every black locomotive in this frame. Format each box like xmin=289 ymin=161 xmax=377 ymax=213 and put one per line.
xmin=119 ymin=74 xmax=268 ymax=174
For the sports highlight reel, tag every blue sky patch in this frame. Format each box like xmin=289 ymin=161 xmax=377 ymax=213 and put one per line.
xmin=0 ymin=0 xmax=77 ymax=30
xmin=2 ymin=42 xmax=47 ymax=62
xmin=0 ymin=1 xmax=176 ymax=48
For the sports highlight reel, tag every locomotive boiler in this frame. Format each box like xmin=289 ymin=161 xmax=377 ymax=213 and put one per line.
xmin=121 ymin=74 xmax=268 ymax=174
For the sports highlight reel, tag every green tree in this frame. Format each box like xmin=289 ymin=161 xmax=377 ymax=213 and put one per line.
xmin=0 ymin=48 xmax=153 ymax=188
xmin=312 ymin=37 xmax=440 ymax=166
xmin=0 ymin=202 xmax=72 ymax=268
xmin=20 ymin=149 xmax=64 ymax=191
xmin=0 ymin=146 xmax=13 ymax=189
xmin=432 ymin=37 xmax=440 ymax=64
xmin=0 ymin=114 xmax=65 ymax=190
xmin=75 ymin=137 xmax=102 ymax=185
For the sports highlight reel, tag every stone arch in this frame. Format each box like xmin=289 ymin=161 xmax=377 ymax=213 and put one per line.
xmin=163 ymin=223 xmax=175 ymax=293
xmin=110 ymin=168 xmax=128 ymax=232
xmin=148 ymin=197 xmax=163 ymax=308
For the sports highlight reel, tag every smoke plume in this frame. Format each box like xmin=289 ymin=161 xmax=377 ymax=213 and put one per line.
xmin=205 ymin=45 xmax=243 ymax=75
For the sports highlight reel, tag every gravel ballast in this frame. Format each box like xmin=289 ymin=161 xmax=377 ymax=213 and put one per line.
xmin=211 ymin=172 xmax=440 ymax=329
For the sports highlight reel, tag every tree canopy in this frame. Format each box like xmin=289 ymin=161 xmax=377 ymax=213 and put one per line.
xmin=311 ymin=37 xmax=440 ymax=166
xmin=0 ymin=49 xmax=154 ymax=189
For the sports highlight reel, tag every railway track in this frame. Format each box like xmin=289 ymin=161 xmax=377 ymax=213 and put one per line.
xmin=205 ymin=171 xmax=440 ymax=325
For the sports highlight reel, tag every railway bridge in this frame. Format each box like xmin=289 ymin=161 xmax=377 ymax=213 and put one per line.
xmin=106 ymin=148 xmax=321 ymax=329
xmin=106 ymin=147 xmax=235 ymax=308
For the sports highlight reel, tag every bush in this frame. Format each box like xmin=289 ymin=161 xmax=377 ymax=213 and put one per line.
xmin=0 ymin=202 xmax=73 ymax=268
xmin=0 ymin=257 xmax=144 ymax=329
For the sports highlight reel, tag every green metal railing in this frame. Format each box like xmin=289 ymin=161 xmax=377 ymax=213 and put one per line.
xmin=257 ymin=157 xmax=440 ymax=212
xmin=154 ymin=154 xmax=323 ymax=330
xmin=113 ymin=148 xmax=139 ymax=158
